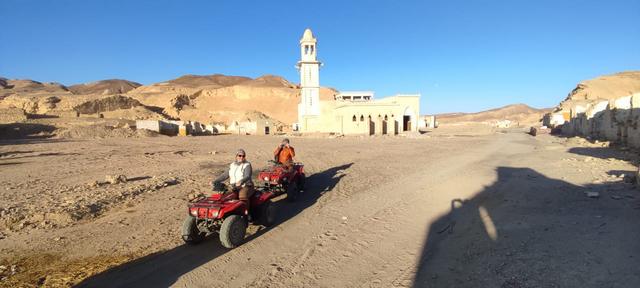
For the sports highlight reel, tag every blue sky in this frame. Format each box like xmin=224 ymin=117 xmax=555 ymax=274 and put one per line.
xmin=1 ymin=0 xmax=639 ymax=114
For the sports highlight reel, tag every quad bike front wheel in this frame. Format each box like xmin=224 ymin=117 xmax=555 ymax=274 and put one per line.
xmin=182 ymin=216 xmax=206 ymax=245
xmin=219 ymin=215 xmax=247 ymax=249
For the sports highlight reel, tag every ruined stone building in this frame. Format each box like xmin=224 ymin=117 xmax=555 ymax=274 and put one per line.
xmin=546 ymin=92 xmax=640 ymax=147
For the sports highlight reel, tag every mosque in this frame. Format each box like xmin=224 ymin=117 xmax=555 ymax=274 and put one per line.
xmin=296 ymin=28 xmax=422 ymax=135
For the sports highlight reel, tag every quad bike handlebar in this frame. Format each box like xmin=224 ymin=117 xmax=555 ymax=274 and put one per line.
xmin=212 ymin=181 xmax=242 ymax=193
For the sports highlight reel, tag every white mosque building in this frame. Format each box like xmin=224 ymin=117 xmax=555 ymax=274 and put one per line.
xmin=295 ymin=28 xmax=422 ymax=135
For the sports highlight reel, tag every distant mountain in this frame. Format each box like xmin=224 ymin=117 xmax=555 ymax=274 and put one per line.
xmin=162 ymin=74 xmax=252 ymax=89
xmin=68 ymin=79 xmax=142 ymax=95
xmin=0 ymin=78 xmax=69 ymax=97
xmin=437 ymin=104 xmax=552 ymax=125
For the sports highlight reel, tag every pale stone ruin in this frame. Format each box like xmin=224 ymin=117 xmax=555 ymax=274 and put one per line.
xmin=226 ymin=118 xmax=275 ymax=135
xmin=544 ymin=92 xmax=640 ymax=147
xmin=423 ymin=115 xmax=438 ymax=129
xmin=136 ymin=120 xmax=218 ymax=136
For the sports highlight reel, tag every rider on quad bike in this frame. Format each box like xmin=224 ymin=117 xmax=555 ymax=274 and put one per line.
xmin=212 ymin=149 xmax=255 ymax=213
xmin=274 ymin=138 xmax=295 ymax=172
xmin=183 ymin=149 xmax=276 ymax=248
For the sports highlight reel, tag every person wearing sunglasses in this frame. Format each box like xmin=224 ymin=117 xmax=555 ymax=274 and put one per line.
xmin=212 ymin=149 xmax=255 ymax=212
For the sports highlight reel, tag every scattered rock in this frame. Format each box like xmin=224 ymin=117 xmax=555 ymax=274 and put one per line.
xmin=106 ymin=175 xmax=127 ymax=184
xmin=87 ymin=180 xmax=100 ymax=188
xmin=610 ymin=195 xmax=623 ymax=200
xmin=163 ymin=178 xmax=179 ymax=187
xmin=585 ymin=191 xmax=600 ymax=198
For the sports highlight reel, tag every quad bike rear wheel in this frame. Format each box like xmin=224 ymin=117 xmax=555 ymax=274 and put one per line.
xmin=259 ymin=200 xmax=276 ymax=226
xmin=287 ymin=174 xmax=305 ymax=202
xmin=286 ymin=181 xmax=299 ymax=202
xmin=219 ymin=215 xmax=246 ymax=249
xmin=297 ymin=173 xmax=306 ymax=191
xmin=182 ymin=216 xmax=206 ymax=244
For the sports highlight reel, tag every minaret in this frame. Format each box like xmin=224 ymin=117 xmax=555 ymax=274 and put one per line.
xmin=296 ymin=28 xmax=321 ymax=127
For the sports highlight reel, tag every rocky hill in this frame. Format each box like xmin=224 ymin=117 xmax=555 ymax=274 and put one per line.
xmin=557 ymin=71 xmax=640 ymax=110
xmin=0 ymin=78 xmax=70 ymax=98
xmin=68 ymin=79 xmax=142 ymax=95
xmin=126 ymin=74 xmax=333 ymax=124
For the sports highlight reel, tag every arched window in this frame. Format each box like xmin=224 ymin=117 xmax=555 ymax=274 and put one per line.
xmin=360 ymin=115 xmax=364 ymax=121
xmin=305 ymin=45 xmax=309 ymax=54
xmin=352 ymin=115 xmax=357 ymax=122
xmin=384 ymin=115 xmax=388 ymax=121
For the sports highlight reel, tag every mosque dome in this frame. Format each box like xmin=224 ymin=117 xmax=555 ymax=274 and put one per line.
xmin=301 ymin=28 xmax=315 ymax=40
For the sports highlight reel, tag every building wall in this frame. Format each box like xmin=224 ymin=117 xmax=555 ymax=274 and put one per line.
xmin=300 ymin=95 xmax=420 ymax=135
xmin=561 ymin=93 xmax=640 ymax=148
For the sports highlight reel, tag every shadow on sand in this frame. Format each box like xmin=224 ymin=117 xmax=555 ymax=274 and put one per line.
xmin=568 ymin=146 xmax=638 ymax=163
xmin=413 ymin=167 xmax=640 ymax=287
xmin=0 ymin=123 xmax=68 ymax=146
xmin=76 ymin=163 xmax=353 ymax=288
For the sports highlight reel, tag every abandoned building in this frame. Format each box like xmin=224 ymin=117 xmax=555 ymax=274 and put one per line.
xmin=227 ymin=118 xmax=276 ymax=135
xmin=546 ymin=92 xmax=640 ymax=148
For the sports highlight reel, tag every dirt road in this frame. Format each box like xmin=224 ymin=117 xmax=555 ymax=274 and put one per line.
xmin=1 ymin=127 xmax=639 ymax=287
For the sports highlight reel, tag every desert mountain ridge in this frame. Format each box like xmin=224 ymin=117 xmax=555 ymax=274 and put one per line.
xmin=436 ymin=104 xmax=553 ymax=125
xmin=68 ymin=79 xmax=142 ymax=95
xmin=0 ymin=73 xmax=335 ymax=125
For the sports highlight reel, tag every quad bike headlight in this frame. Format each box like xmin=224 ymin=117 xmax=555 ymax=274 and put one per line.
xmin=207 ymin=208 xmax=219 ymax=218
xmin=189 ymin=207 xmax=198 ymax=217
xmin=264 ymin=176 xmax=269 ymax=181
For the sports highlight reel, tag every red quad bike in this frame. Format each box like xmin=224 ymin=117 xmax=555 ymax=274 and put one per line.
xmin=258 ymin=161 xmax=305 ymax=202
xmin=182 ymin=183 xmax=276 ymax=249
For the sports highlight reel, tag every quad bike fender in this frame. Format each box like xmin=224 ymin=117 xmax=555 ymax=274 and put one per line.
xmin=217 ymin=201 xmax=246 ymax=219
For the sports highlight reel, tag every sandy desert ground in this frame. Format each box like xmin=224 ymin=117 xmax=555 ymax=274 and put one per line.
xmin=1 ymin=124 xmax=639 ymax=287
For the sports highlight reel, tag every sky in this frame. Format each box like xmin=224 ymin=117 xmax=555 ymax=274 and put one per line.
xmin=1 ymin=0 xmax=639 ymax=114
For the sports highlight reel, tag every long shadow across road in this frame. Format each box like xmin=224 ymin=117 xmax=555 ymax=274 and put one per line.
xmin=76 ymin=163 xmax=354 ymax=288
xmin=412 ymin=167 xmax=640 ymax=287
